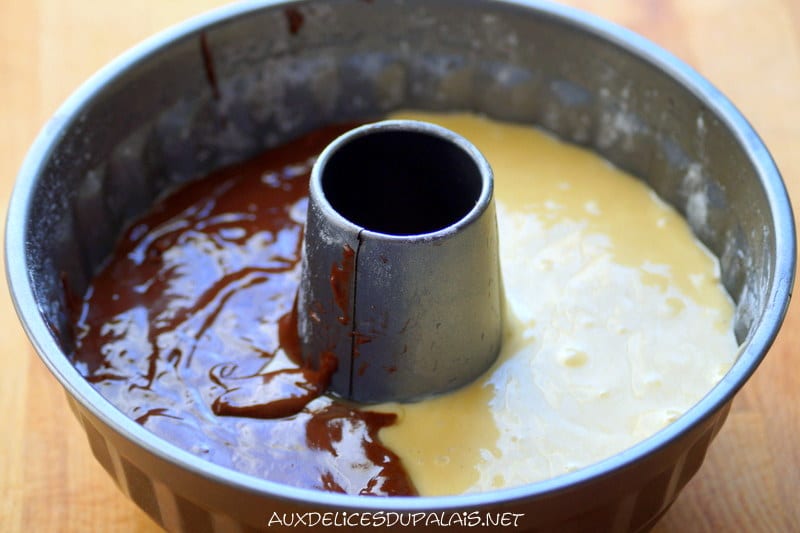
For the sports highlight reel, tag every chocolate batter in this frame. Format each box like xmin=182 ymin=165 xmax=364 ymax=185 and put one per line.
xmin=71 ymin=124 xmax=416 ymax=496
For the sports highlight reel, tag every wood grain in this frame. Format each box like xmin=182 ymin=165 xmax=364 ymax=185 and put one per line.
xmin=1 ymin=1 xmax=797 ymax=531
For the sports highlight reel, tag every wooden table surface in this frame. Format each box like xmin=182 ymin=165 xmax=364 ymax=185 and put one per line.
xmin=1 ymin=1 xmax=798 ymax=531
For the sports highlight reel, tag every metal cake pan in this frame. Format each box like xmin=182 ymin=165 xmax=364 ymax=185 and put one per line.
xmin=5 ymin=0 xmax=795 ymax=531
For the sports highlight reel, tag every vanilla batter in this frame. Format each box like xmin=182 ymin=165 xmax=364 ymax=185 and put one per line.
xmin=376 ymin=112 xmax=738 ymax=496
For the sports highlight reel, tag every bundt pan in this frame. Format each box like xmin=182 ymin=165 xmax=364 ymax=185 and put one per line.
xmin=5 ymin=0 xmax=795 ymax=531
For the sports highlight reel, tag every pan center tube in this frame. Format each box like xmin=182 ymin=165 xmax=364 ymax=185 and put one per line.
xmin=298 ymin=120 xmax=502 ymax=403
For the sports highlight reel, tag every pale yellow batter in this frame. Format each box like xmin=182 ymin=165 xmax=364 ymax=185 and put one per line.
xmin=375 ymin=112 xmax=738 ymax=496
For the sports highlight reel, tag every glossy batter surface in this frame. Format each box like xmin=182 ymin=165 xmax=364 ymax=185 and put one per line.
xmin=376 ymin=112 xmax=738 ymax=495
xmin=71 ymin=124 xmax=416 ymax=496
